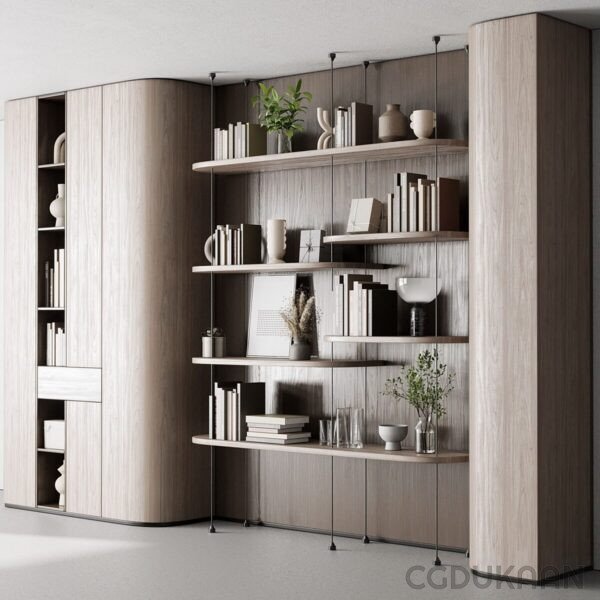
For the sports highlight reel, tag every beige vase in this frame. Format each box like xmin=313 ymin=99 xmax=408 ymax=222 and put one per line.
xmin=378 ymin=104 xmax=409 ymax=142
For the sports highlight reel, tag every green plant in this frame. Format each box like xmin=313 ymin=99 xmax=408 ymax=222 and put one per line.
xmin=280 ymin=289 xmax=316 ymax=342
xmin=252 ymin=79 xmax=313 ymax=139
xmin=382 ymin=349 xmax=454 ymax=420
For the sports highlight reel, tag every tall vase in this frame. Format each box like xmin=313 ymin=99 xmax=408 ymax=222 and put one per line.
xmin=55 ymin=461 xmax=66 ymax=508
xmin=267 ymin=219 xmax=286 ymax=263
xmin=50 ymin=183 xmax=65 ymax=227
xmin=277 ymin=132 xmax=292 ymax=154
xmin=415 ymin=415 xmax=436 ymax=454
xmin=378 ymin=104 xmax=409 ymax=142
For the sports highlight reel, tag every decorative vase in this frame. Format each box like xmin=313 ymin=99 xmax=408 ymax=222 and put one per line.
xmin=267 ymin=219 xmax=286 ymax=263
xmin=53 ymin=132 xmax=66 ymax=163
xmin=49 ymin=183 xmax=65 ymax=227
xmin=378 ymin=424 xmax=408 ymax=451
xmin=277 ymin=132 xmax=292 ymax=154
xmin=202 ymin=335 xmax=225 ymax=358
xmin=55 ymin=461 xmax=66 ymax=508
xmin=378 ymin=104 xmax=409 ymax=142
xmin=415 ymin=415 xmax=436 ymax=454
xmin=410 ymin=110 xmax=437 ymax=139
xmin=289 ymin=338 xmax=311 ymax=361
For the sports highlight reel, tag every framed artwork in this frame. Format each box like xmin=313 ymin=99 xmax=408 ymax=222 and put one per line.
xmin=299 ymin=229 xmax=325 ymax=263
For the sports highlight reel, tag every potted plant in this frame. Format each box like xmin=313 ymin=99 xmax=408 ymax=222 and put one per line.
xmin=382 ymin=349 xmax=455 ymax=454
xmin=202 ymin=327 xmax=226 ymax=358
xmin=281 ymin=289 xmax=316 ymax=360
xmin=252 ymin=79 xmax=312 ymax=153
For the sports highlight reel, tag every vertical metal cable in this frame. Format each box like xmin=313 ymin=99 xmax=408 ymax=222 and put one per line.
xmin=209 ymin=71 xmax=216 ymax=534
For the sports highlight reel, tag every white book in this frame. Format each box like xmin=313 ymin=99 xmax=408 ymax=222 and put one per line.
xmin=387 ymin=193 xmax=393 ymax=233
xmin=228 ymin=123 xmax=234 ymax=159
xmin=58 ymin=248 xmax=65 ymax=307
xmin=242 ymin=123 xmax=247 ymax=158
xmin=46 ymin=323 xmax=53 ymax=366
xmin=245 ymin=431 xmax=310 ymax=440
xmin=213 ymin=128 xmax=219 ymax=160
xmin=53 ymin=250 xmax=59 ymax=307
xmin=221 ymin=130 xmax=228 ymax=160
xmin=246 ymin=414 xmax=309 ymax=426
xmin=56 ymin=327 xmax=63 ymax=367
xmin=247 ymin=426 xmax=304 ymax=434
xmin=51 ymin=322 xmax=56 ymax=366
xmin=409 ymin=184 xmax=418 ymax=232
xmin=246 ymin=436 xmax=310 ymax=445
xmin=431 ymin=184 xmax=438 ymax=231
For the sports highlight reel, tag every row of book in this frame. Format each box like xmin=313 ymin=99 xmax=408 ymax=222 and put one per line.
xmin=213 ymin=123 xmax=266 ymax=160
xmin=46 ymin=322 xmax=66 ymax=366
xmin=335 ymin=274 xmax=397 ymax=337
xmin=43 ymin=249 xmax=65 ymax=308
xmin=385 ymin=174 xmax=460 ymax=233
xmin=211 ymin=224 xmax=261 ymax=265
xmin=334 ymin=102 xmax=372 ymax=147
xmin=246 ymin=414 xmax=310 ymax=445
xmin=208 ymin=381 xmax=265 ymax=441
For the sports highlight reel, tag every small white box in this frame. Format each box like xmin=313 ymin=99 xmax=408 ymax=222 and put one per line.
xmin=346 ymin=197 xmax=382 ymax=233
xmin=44 ymin=420 xmax=65 ymax=450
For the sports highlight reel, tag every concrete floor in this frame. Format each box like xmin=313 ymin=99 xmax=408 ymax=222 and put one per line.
xmin=0 ymin=495 xmax=599 ymax=600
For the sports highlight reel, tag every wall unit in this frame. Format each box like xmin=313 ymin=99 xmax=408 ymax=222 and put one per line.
xmin=470 ymin=13 xmax=591 ymax=581
xmin=4 ymin=79 xmax=211 ymax=523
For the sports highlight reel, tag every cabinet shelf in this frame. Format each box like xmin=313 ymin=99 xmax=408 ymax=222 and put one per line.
xmin=325 ymin=335 xmax=469 ymax=344
xmin=38 ymin=307 xmax=64 ymax=311
xmin=37 ymin=503 xmax=64 ymax=512
xmin=192 ymin=261 xmax=390 ymax=274
xmin=192 ymin=139 xmax=468 ymax=174
xmin=38 ymin=226 xmax=65 ymax=232
xmin=324 ymin=231 xmax=469 ymax=245
xmin=37 ymin=447 xmax=64 ymax=454
xmin=192 ymin=356 xmax=387 ymax=368
xmin=192 ymin=435 xmax=468 ymax=464
xmin=38 ymin=162 xmax=65 ymax=170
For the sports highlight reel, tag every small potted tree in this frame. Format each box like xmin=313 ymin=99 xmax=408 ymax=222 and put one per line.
xmin=252 ymin=79 xmax=312 ymax=153
xmin=281 ymin=289 xmax=316 ymax=360
xmin=382 ymin=349 xmax=455 ymax=454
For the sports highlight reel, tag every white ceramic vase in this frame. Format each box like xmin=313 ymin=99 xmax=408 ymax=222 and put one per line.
xmin=410 ymin=110 xmax=436 ymax=139
xmin=267 ymin=219 xmax=286 ymax=263
xmin=55 ymin=461 xmax=66 ymax=508
xmin=49 ymin=183 xmax=65 ymax=227
xmin=53 ymin=132 xmax=66 ymax=164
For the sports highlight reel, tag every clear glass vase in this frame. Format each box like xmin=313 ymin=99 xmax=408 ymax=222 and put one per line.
xmin=415 ymin=414 xmax=436 ymax=454
xmin=336 ymin=408 xmax=350 ymax=448
xmin=277 ymin=132 xmax=292 ymax=153
xmin=350 ymin=407 xmax=365 ymax=448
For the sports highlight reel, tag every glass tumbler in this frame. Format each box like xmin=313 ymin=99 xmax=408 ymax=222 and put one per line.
xmin=350 ymin=407 xmax=365 ymax=448
xmin=319 ymin=419 xmax=333 ymax=446
xmin=336 ymin=408 xmax=350 ymax=448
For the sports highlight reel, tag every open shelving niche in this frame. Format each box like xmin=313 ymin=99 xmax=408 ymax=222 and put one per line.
xmin=192 ymin=42 xmax=469 ymax=558
xmin=36 ymin=92 xmax=67 ymax=512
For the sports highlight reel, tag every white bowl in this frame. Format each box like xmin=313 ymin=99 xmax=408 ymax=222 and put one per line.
xmin=396 ymin=277 xmax=441 ymax=304
xmin=378 ymin=424 xmax=409 ymax=451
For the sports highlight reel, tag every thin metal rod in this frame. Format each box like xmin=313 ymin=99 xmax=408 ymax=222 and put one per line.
xmin=209 ymin=71 xmax=216 ymax=535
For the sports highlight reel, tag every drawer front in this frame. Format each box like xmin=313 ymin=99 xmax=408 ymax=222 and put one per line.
xmin=38 ymin=367 xmax=101 ymax=402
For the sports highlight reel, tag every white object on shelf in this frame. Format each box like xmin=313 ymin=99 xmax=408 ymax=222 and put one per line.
xmin=266 ymin=219 xmax=286 ymax=263
xmin=410 ymin=110 xmax=436 ymax=139
xmin=44 ymin=420 xmax=65 ymax=450
xmin=346 ymin=197 xmax=382 ymax=233
xmin=55 ymin=462 xmax=66 ymax=508
xmin=53 ymin=132 xmax=66 ymax=163
xmin=396 ymin=277 xmax=441 ymax=304
xmin=49 ymin=183 xmax=65 ymax=227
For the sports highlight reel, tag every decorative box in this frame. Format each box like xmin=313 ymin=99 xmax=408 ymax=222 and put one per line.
xmin=346 ymin=197 xmax=383 ymax=233
xmin=299 ymin=229 xmax=325 ymax=263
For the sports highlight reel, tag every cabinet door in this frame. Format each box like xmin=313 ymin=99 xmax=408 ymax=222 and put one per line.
xmin=66 ymin=87 xmax=102 ymax=367
xmin=4 ymin=98 xmax=37 ymax=507
xmin=66 ymin=401 xmax=101 ymax=516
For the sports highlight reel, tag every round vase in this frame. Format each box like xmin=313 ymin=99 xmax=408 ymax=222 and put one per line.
xmin=55 ymin=462 xmax=66 ymax=508
xmin=289 ymin=339 xmax=311 ymax=361
xmin=378 ymin=104 xmax=409 ymax=142
xmin=267 ymin=219 xmax=286 ymax=263
xmin=415 ymin=415 xmax=436 ymax=454
xmin=50 ymin=184 xmax=65 ymax=227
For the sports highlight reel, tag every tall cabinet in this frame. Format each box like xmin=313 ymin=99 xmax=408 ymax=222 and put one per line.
xmin=4 ymin=79 xmax=211 ymax=524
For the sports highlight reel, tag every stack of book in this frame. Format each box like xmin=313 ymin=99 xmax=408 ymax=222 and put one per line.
xmin=213 ymin=123 xmax=267 ymax=160
xmin=43 ymin=248 xmax=65 ymax=307
xmin=209 ymin=382 xmax=265 ymax=441
xmin=335 ymin=274 xmax=397 ymax=336
xmin=383 ymin=174 xmax=460 ymax=234
xmin=334 ymin=102 xmax=372 ymax=148
xmin=210 ymin=224 xmax=261 ymax=265
xmin=245 ymin=415 xmax=311 ymax=445
xmin=46 ymin=322 xmax=66 ymax=366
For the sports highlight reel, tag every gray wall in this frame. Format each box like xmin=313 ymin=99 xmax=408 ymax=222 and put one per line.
xmin=0 ymin=119 xmax=4 ymax=490
xmin=593 ymin=30 xmax=599 ymax=571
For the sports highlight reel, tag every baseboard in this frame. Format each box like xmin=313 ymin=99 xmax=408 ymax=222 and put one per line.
xmin=470 ymin=566 xmax=592 ymax=585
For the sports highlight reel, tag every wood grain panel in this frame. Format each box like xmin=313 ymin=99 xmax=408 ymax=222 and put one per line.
xmin=102 ymin=80 xmax=210 ymax=523
xmin=38 ymin=366 xmax=101 ymax=402
xmin=66 ymin=87 xmax=102 ymax=367
xmin=66 ymin=401 xmax=101 ymax=516
xmin=3 ymin=98 xmax=37 ymax=507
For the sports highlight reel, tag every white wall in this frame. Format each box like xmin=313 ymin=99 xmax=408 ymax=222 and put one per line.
xmin=0 ymin=119 xmax=4 ymax=489
xmin=593 ymin=30 xmax=599 ymax=571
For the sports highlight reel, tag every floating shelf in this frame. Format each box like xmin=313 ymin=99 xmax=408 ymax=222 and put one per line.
xmin=38 ymin=307 xmax=64 ymax=311
xmin=325 ymin=335 xmax=469 ymax=344
xmin=38 ymin=226 xmax=65 ymax=232
xmin=37 ymin=447 xmax=64 ymax=454
xmin=192 ymin=261 xmax=390 ymax=274
xmin=324 ymin=231 xmax=469 ymax=245
xmin=192 ymin=435 xmax=469 ymax=464
xmin=192 ymin=356 xmax=387 ymax=368
xmin=38 ymin=162 xmax=65 ymax=170
xmin=192 ymin=139 xmax=468 ymax=174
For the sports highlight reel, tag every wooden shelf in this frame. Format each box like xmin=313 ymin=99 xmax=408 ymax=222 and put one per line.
xmin=192 ymin=434 xmax=468 ymax=464
xmin=37 ymin=447 xmax=64 ymax=454
xmin=324 ymin=231 xmax=469 ymax=245
xmin=38 ymin=226 xmax=65 ymax=232
xmin=37 ymin=503 xmax=64 ymax=512
xmin=192 ymin=139 xmax=467 ymax=174
xmin=38 ymin=306 xmax=64 ymax=311
xmin=192 ymin=356 xmax=387 ymax=368
xmin=325 ymin=335 xmax=469 ymax=344
xmin=38 ymin=162 xmax=65 ymax=170
xmin=192 ymin=261 xmax=390 ymax=274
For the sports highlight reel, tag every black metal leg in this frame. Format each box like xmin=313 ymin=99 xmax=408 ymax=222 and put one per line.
xmin=209 ymin=445 xmax=216 ymax=533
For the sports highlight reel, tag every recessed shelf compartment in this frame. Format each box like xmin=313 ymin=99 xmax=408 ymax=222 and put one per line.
xmin=38 ymin=162 xmax=65 ymax=170
xmin=192 ymin=356 xmax=387 ymax=368
xmin=192 ymin=261 xmax=390 ymax=274
xmin=192 ymin=435 xmax=468 ymax=464
xmin=37 ymin=503 xmax=65 ymax=512
xmin=192 ymin=139 xmax=468 ymax=174
xmin=323 ymin=231 xmax=469 ymax=245
xmin=325 ymin=335 xmax=469 ymax=344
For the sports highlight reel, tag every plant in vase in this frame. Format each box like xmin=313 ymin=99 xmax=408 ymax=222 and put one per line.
xmin=201 ymin=327 xmax=225 ymax=358
xmin=281 ymin=289 xmax=316 ymax=360
xmin=252 ymin=79 xmax=312 ymax=153
xmin=382 ymin=349 xmax=454 ymax=454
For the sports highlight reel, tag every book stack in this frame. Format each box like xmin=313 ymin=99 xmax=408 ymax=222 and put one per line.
xmin=44 ymin=248 xmax=65 ymax=307
xmin=384 ymin=174 xmax=461 ymax=234
xmin=334 ymin=102 xmax=373 ymax=147
xmin=46 ymin=322 xmax=66 ymax=366
xmin=213 ymin=123 xmax=267 ymax=159
xmin=245 ymin=415 xmax=311 ymax=445
xmin=210 ymin=224 xmax=261 ymax=265
xmin=209 ymin=382 xmax=265 ymax=441
xmin=335 ymin=274 xmax=398 ymax=336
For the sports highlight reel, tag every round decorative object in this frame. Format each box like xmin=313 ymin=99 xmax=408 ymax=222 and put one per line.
xmin=288 ymin=339 xmax=311 ymax=361
xmin=267 ymin=219 xmax=286 ymax=263
xmin=55 ymin=461 xmax=66 ymax=508
xmin=53 ymin=132 xmax=66 ymax=163
xmin=410 ymin=110 xmax=436 ymax=139
xmin=378 ymin=424 xmax=409 ymax=451
xmin=378 ymin=104 xmax=409 ymax=142
xmin=49 ymin=183 xmax=65 ymax=227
